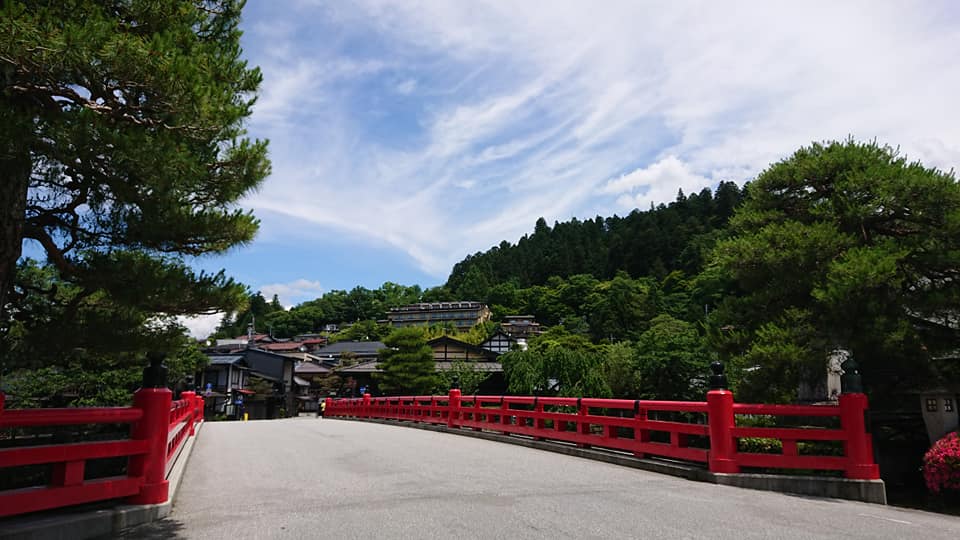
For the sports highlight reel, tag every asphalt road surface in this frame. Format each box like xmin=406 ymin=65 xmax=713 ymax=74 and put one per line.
xmin=125 ymin=417 xmax=960 ymax=539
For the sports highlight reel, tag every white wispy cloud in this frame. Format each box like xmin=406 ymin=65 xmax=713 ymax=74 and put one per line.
xmin=259 ymin=279 xmax=325 ymax=309
xmin=178 ymin=313 xmax=223 ymax=340
xmin=176 ymin=279 xmax=324 ymax=338
xmin=395 ymin=78 xmax=417 ymax=95
xmin=240 ymin=0 xmax=960 ymax=278
xmin=601 ymin=156 xmax=712 ymax=210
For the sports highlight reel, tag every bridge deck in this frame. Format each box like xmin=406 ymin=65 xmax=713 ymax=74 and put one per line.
xmin=127 ymin=417 xmax=958 ymax=539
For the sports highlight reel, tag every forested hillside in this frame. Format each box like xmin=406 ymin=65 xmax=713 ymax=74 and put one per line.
xmin=446 ymin=181 xmax=744 ymax=296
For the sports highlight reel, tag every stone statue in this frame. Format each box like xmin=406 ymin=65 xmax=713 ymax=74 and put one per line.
xmin=826 ymin=348 xmax=848 ymax=401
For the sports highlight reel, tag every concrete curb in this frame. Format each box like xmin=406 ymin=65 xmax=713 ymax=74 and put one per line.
xmin=0 ymin=421 xmax=203 ymax=540
xmin=334 ymin=417 xmax=887 ymax=505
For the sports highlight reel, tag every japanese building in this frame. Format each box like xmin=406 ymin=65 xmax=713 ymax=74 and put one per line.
xmin=387 ymin=301 xmax=491 ymax=329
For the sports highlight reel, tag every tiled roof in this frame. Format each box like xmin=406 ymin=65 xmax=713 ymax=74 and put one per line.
xmin=295 ymin=362 xmax=331 ymax=374
xmin=315 ymin=341 xmax=385 ymax=355
xmin=260 ymin=342 xmax=303 ymax=351
xmin=436 ymin=361 xmax=502 ymax=372
xmin=428 ymin=335 xmax=500 ymax=360
xmin=207 ymin=355 xmax=245 ymax=365
xmin=338 ymin=359 xmax=502 ymax=373
xmin=339 ymin=361 xmax=381 ymax=373
xmin=235 ymin=333 xmax=272 ymax=342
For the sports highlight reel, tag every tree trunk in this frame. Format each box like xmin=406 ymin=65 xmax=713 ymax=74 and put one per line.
xmin=0 ymin=148 xmax=31 ymax=320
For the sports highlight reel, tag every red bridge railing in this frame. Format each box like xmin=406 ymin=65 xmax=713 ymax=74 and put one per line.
xmin=326 ymin=388 xmax=879 ymax=480
xmin=0 ymin=388 xmax=204 ymax=518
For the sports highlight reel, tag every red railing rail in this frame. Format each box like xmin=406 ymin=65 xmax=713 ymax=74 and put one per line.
xmin=0 ymin=387 xmax=205 ymax=518
xmin=326 ymin=388 xmax=880 ymax=480
xmin=729 ymin=392 xmax=878 ymax=479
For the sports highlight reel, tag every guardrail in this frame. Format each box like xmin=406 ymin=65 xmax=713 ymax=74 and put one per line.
xmin=0 ymin=387 xmax=204 ymax=518
xmin=326 ymin=387 xmax=880 ymax=480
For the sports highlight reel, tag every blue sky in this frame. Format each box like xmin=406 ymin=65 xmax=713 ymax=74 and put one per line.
xmin=173 ymin=1 xmax=958 ymax=334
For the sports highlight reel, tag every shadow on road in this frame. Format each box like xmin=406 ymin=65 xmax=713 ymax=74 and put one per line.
xmin=117 ymin=518 xmax=187 ymax=539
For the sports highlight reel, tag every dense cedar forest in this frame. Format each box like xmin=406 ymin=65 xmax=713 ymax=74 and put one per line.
xmin=446 ymin=181 xmax=744 ymax=293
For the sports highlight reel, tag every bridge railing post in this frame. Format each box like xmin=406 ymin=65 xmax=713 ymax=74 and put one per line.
xmin=839 ymin=392 xmax=880 ymax=479
xmin=363 ymin=393 xmax=371 ymax=418
xmin=181 ymin=391 xmax=197 ymax=436
xmin=706 ymin=361 xmax=739 ymax=474
xmin=127 ymin=354 xmax=172 ymax=504
xmin=448 ymin=388 xmax=461 ymax=428
xmin=195 ymin=393 xmax=205 ymax=424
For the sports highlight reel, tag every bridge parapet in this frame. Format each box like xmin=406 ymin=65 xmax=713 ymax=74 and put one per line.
xmin=327 ymin=388 xmax=880 ymax=481
xmin=0 ymin=363 xmax=205 ymax=518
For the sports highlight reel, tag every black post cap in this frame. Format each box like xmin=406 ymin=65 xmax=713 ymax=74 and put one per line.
xmin=840 ymin=357 xmax=863 ymax=394
xmin=450 ymin=375 xmax=460 ymax=390
xmin=143 ymin=352 xmax=168 ymax=388
xmin=709 ymin=360 xmax=728 ymax=390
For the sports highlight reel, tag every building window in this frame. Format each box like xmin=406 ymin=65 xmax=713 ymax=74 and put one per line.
xmin=945 ymin=399 xmax=954 ymax=412
xmin=926 ymin=398 xmax=939 ymax=412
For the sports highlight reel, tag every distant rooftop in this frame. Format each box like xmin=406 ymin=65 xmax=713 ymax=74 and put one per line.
xmin=389 ymin=302 xmax=484 ymax=312
xmin=207 ymin=355 xmax=245 ymax=366
xmin=315 ymin=341 xmax=385 ymax=355
xmin=259 ymin=342 xmax=303 ymax=352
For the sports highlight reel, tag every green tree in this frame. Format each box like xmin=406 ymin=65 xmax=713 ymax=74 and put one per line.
xmin=215 ymin=291 xmax=285 ymax=339
xmin=375 ymin=328 xmax=438 ymax=395
xmin=0 ymin=1 xmax=269 ymax=360
xmin=501 ymin=328 xmax=610 ymax=397
xmin=634 ymin=315 xmax=709 ymax=401
xmin=500 ymin=347 xmax=610 ymax=397
xmin=329 ymin=320 xmax=390 ymax=343
xmin=435 ymin=360 xmax=489 ymax=395
xmin=601 ymin=342 xmax=642 ymax=399
xmin=457 ymin=320 xmax=499 ymax=345
xmin=712 ymin=140 xmax=960 ymax=400
xmin=586 ymin=273 xmax=655 ymax=342
xmin=3 ymin=338 xmax=208 ymax=407
xmin=4 ymin=259 xmax=210 ymax=372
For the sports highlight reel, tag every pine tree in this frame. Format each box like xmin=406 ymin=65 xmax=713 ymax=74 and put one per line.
xmin=0 ymin=1 xmax=269 ymax=364
xmin=375 ymin=328 xmax=438 ymax=395
xmin=713 ymin=140 xmax=960 ymax=400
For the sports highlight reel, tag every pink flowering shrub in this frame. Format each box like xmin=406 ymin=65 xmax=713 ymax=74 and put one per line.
xmin=923 ymin=431 xmax=960 ymax=494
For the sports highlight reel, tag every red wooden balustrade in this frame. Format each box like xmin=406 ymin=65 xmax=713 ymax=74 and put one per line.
xmin=0 ymin=389 xmax=205 ymax=518
xmin=326 ymin=389 xmax=880 ymax=480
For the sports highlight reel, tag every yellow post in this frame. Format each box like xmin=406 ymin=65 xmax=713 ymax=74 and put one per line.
xmin=243 ymin=412 xmax=249 ymax=421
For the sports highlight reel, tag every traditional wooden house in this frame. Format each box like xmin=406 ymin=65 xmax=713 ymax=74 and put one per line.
xmin=500 ymin=315 xmax=543 ymax=338
xmin=201 ymin=349 xmax=298 ymax=419
xmin=481 ymin=331 xmax=518 ymax=355
xmin=335 ymin=336 xmax=508 ymax=396
xmin=429 ymin=335 xmax=499 ymax=363
xmin=293 ymin=360 xmax=333 ymax=411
